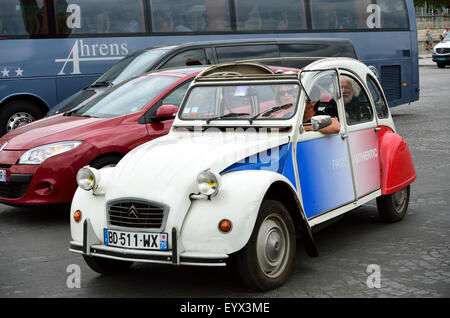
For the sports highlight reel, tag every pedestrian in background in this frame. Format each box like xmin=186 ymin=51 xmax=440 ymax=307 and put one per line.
xmin=441 ymin=27 xmax=449 ymax=41
xmin=426 ymin=29 xmax=433 ymax=51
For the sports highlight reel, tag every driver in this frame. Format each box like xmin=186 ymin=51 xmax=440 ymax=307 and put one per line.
xmin=302 ymin=85 xmax=340 ymax=134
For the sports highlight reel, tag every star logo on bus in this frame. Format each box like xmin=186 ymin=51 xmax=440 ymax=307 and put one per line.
xmin=15 ymin=67 xmax=24 ymax=77
xmin=1 ymin=68 xmax=9 ymax=77
xmin=127 ymin=205 xmax=140 ymax=219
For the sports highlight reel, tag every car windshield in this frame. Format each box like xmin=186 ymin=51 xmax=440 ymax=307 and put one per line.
xmin=180 ymin=83 xmax=300 ymax=121
xmin=90 ymin=48 xmax=169 ymax=87
xmin=72 ymin=75 xmax=178 ymax=118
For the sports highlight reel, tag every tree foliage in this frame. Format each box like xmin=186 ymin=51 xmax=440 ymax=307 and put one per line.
xmin=414 ymin=0 xmax=450 ymax=7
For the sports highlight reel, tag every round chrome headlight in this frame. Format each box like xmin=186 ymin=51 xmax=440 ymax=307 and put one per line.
xmin=196 ymin=169 xmax=220 ymax=197
xmin=76 ymin=167 xmax=98 ymax=191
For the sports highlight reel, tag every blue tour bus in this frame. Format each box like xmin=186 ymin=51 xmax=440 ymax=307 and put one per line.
xmin=0 ymin=0 xmax=419 ymax=136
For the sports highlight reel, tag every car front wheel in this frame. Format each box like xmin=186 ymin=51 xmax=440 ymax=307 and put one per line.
xmin=236 ymin=200 xmax=296 ymax=291
xmin=376 ymin=185 xmax=410 ymax=223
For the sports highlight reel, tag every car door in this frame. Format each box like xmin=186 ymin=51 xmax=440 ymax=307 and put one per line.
xmin=296 ymin=70 xmax=355 ymax=219
xmin=340 ymin=72 xmax=380 ymax=199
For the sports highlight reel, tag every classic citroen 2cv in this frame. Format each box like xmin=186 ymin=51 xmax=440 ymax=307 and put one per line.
xmin=69 ymin=58 xmax=416 ymax=291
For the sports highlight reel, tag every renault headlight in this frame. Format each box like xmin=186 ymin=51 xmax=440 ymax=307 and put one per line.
xmin=76 ymin=166 xmax=100 ymax=191
xmin=196 ymin=169 xmax=221 ymax=197
xmin=19 ymin=141 xmax=82 ymax=165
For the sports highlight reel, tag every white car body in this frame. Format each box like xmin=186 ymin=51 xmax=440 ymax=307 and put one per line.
xmin=69 ymin=58 xmax=416 ymax=290
xmin=433 ymin=35 xmax=450 ymax=67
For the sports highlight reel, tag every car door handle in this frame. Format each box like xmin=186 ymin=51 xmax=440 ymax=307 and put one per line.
xmin=341 ymin=133 xmax=348 ymax=140
xmin=374 ymin=127 xmax=381 ymax=132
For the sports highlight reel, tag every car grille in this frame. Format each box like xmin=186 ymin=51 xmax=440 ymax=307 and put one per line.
xmin=107 ymin=200 xmax=167 ymax=230
xmin=436 ymin=47 xmax=450 ymax=54
xmin=0 ymin=182 xmax=30 ymax=199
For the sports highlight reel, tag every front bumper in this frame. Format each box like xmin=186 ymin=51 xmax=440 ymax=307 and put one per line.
xmin=432 ymin=54 xmax=450 ymax=62
xmin=0 ymin=143 xmax=100 ymax=206
xmin=69 ymin=221 xmax=228 ymax=267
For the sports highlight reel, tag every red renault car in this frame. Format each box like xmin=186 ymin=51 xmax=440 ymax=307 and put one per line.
xmin=0 ymin=66 xmax=206 ymax=207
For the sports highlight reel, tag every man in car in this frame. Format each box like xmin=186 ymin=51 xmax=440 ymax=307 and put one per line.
xmin=340 ymin=75 xmax=372 ymax=124
xmin=302 ymin=98 xmax=340 ymax=134
xmin=302 ymin=84 xmax=340 ymax=134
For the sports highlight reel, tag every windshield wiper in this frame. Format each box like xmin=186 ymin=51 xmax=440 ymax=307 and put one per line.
xmin=249 ymin=103 xmax=293 ymax=123
xmin=90 ymin=81 xmax=113 ymax=88
xmin=206 ymin=112 xmax=250 ymax=124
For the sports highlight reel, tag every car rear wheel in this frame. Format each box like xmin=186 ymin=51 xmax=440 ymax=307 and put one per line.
xmin=83 ymin=255 xmax=133 ymax=275
xmin=376 ymin=185 xmax=410 ymax=223
xmin=0 ymin=100 xmax=45 ymax=136
xmin=235 ymin=199 xmax=296 ymax=291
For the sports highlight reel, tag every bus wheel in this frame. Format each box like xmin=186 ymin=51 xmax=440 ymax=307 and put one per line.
xmin=236 ymin=200 xmax=296 ymax=291
xmin=0 ymin=100 xmax=45 ymax=136
xmin=376 ymin=185 xmax=410 ymax=223
xmin=82 ymin=255 xmax=133 ymax=275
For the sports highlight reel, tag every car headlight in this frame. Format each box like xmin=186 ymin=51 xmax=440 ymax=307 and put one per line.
xmin=196 ymin=169 xmax=221 ymax=197
xmin=76 ymin=166 xmax=100 ymax=191
xmin=18 ymin=141 xmax=82 ymax=165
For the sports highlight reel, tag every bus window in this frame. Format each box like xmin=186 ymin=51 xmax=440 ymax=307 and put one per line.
xmin=311 ymin=0 xmax=409 ymax=31
xmin=0 ymin=0 xmax=49 ymax=36
xmin=375 ymin=0 xmax=409 ymax=29
xmin=54 ymin=0 xmax=145 ymax=36
xmin=150 ymin=0 xmax=231 ymax=33
xmin=235 ymin=0 xmax=306 ymax=32
xmin=216 ymin=44 xmax=279 ymax=63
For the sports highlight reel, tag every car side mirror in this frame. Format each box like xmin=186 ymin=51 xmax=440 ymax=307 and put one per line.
xmin=152 ymin=104 xmax=179 ymax=122
xmin=311 ymin=115 xmax=332 ymax=131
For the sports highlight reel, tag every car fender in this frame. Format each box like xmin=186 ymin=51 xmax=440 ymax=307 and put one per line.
xmin=69 ymin=168 xmax=114 ymax=244
xmin=180 ymin=169 xmax=299 ymax=255
xmin=378 ymin=128 xmax=417 ymax=195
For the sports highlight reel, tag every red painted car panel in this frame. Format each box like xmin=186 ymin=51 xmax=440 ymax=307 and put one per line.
xmin=378 ymin=126 xmax=417 ymax=195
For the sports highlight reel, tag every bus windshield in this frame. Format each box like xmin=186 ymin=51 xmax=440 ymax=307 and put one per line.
xmin=91 ymin=48 xmax=170 ymax=87
xmin=71 ymin=75 xmax=178 ymax=118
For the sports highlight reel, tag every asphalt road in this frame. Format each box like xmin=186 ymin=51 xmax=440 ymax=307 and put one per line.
xmin=0 ymin=66 xmax=449 ymax=299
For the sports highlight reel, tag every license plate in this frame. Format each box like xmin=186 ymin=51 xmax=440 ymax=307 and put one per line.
xmin=104 ymin=228 xmax=168 ymax=250
xmin=437 ymin=57 xmax=446 ymax=61
xmin=0 ymin=170 xmax=6 ymax=183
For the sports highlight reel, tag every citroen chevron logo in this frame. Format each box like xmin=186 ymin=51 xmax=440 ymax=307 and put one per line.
xmin=127 ymin=205 xmax=139 ymax=219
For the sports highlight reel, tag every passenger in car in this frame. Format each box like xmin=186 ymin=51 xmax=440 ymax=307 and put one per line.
xmin=276 ymin=85 xmax=298 ymax=107
xmin=340 ymin=75 xmax=372 ymax=125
